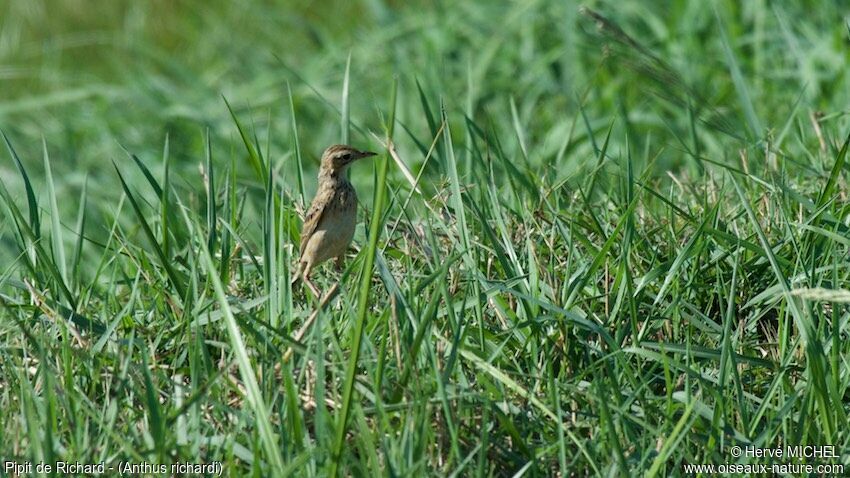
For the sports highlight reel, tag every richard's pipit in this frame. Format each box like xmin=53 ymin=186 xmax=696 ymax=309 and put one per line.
xmin=293 ymin=144 xmax=376 ymax=296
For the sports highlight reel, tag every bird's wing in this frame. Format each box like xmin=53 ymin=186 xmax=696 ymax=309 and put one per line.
xmin=299 ymin=194 xmax=328 ymax=259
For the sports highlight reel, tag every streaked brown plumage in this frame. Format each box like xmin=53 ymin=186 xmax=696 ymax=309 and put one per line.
xmin=293 ymin=144 xmax=376 ymax=296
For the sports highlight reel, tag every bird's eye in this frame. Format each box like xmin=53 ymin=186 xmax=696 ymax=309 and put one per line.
xmin=341 ymin=154 xmax=351 ymax=160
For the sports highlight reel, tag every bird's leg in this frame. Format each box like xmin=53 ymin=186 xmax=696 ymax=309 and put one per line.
xmin=301 ymin=262 xmax=321 ymax=298
xmin=334 ymin=255 xmax=344 ymax=272
xmin=290 ymin=261 xmax=305 ymax=287
xmin=304 ymin=277 xmax=321 ymax=298
xmin=281 ymin=282 xmax=341 ymax=363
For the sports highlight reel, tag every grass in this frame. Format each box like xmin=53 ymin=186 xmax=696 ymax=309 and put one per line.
xmin=1 ymin=0 xmax=850 ymax=475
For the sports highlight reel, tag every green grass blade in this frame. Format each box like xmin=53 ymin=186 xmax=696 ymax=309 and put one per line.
xmin=187 ymin=210 xmax=285 ymax=474
xmin=222 ymin=95 xmax=266 ymax=184
xmin=128 ymin=152 xmax=164 ymax=197
xmin=205 ymin=128 xmax=217 ymax=252
xmin=715 ymin=7 xmax=761 ymax=137
xmin=341 ymin=52 xmax=351 ymax=145
xmin=287 ymin=81 xmax=306 ymax=204
xmin=329 ymin=76 xmax=395 ymax=477
xmin=113 ymin=162 xmax=186 ymax=299
xmin=816 ymin=131 xmax=850 ymax=209
xmin=71 ymin=175 xmax=88 ymax=286
xmin=2 ymin=131 xmax=40 ymax=239
xmin=42 ymin=138 xmax=67 ymax=284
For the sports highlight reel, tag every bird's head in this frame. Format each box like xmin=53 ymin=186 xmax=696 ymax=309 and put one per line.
xmin=320 ymin=144 xmax=376 ymax=173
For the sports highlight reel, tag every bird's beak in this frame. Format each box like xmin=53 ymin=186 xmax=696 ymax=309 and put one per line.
xmin=357 ymin=151 xmax=377 ymax=159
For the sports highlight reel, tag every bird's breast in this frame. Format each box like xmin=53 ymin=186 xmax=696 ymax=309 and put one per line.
xmin=303 ymin=181 xmax=358 ymax=264
xmin=332 ymin=181 xmax=358 ymax=211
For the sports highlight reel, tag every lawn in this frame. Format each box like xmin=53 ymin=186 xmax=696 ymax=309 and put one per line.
xmin=1 ymin=0 xmax=849 ymax=475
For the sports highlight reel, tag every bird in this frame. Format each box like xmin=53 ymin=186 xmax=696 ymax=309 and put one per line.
xmin=293 ymin=144 xmax=376 ymax=297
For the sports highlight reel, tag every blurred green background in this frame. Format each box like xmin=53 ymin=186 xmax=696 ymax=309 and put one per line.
xmin=3 ymin=0 xmax=849 ymax=304
xmin=3 ymin=0 xmax=846 ymax=183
